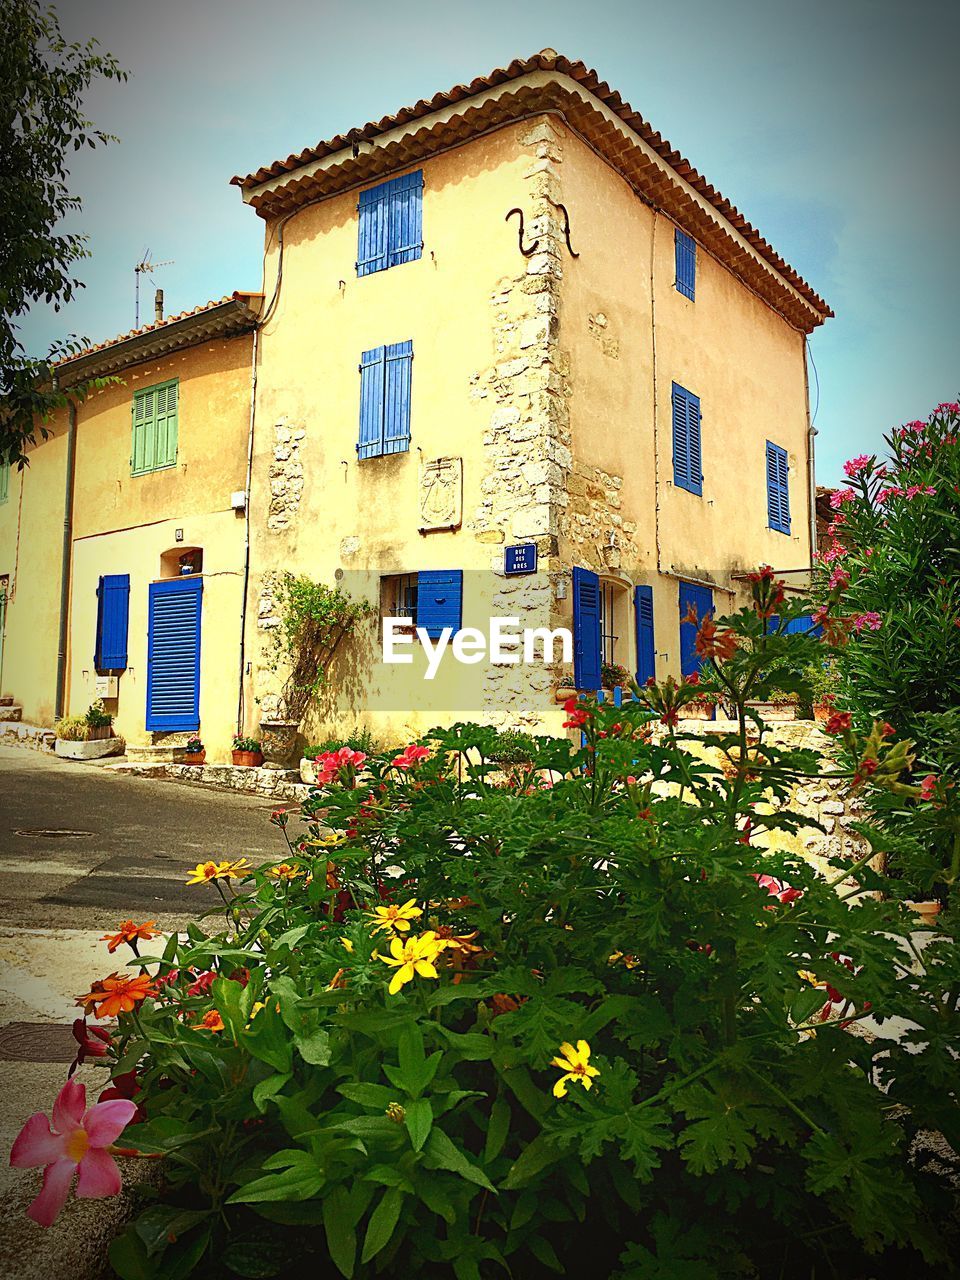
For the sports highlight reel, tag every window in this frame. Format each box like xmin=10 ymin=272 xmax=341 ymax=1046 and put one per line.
xmin=95 ymin=574 xmax=130 ymax=671
xmin=382 ymin=573 xmax=419 ymax=627
xmin=672 ymin=382 xmax=702 ymax=495
xmin=766 ymin=441 xmax=791 ymax=534
xmin=679 ymin=581 xmax=714 ymax=678
xmin=357 ymin=170 xmax=424 ymax=277
xmin=0 ymin=459 xmax=9 ymax=504
xmin=600 ymin=581 xmax=620 ymax=665
xmin=358 ymin=341 xmax=413 ymax=459
xmin=675 ymin=228 xmax=696 ymax=300
xmin=131 ymin=379 xmax=179 ymax=475
xmin=572 ymin=567 xmax=602 ymax=691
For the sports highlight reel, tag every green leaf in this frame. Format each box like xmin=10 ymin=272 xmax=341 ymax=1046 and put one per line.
xmin=528 ymin=1236 xmax=564 ymax=1273
xmin=252 ymin=1072 xmax=291 ymax=1113
xmin=502 ymin=1133 xmax=561 ymax=1190
xmin=337 ymin=1082 xmax=397 ymax=1110
xmin=404 ymin=1097 xmax=433 ymax=1152
xmin=222 ymin=1241 xmax=285 ymax=1278
xmin=323 ymin=1188 xmax=357 ymax=1279
xmin=134 ymin=1206 xmax=210 ymax=1257
xmin=484 ymin=1097 xmax=511 ymax=1164
xmin=228 ymin=1152 xmax=324 ymax=1204
xmin=360 ymin=1187 xmax=404 ymax=1265
xmin=791 ymin=985 xmax=831 ymax=1025
xmin=109 ymin=1227 xmax=156 ymax=1280
xmin=295 ymin=1026 xmax=331 ymax=1066
xmin=424 ymin=1128 xmax=496 ymax=1192
xmin=434 ymin=1026 xmax=494 ymax=1060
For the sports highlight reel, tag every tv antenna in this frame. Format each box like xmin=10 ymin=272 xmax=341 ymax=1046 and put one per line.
xmin=134 ymin=251 xmax=174 ymax=326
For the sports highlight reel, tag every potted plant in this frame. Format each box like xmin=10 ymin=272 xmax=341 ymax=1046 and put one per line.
xmin=600 ymin=661 xmax=630 ymax=694
xmin=84 ymin=698 xmax=114 ymax=740
xmin=181 ymin=737 xmax=205 ymax=765
xmin=260 ymin=573 xmax=375 ymax=767
xmin=54 ymin=710 xmax=120 ymax=760
xmin=232 ymin=735 xmax=263 ymax=768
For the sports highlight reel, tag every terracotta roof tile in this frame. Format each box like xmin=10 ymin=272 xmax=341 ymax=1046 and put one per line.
xmin=230 ymin=49 xmax=831 ymax=325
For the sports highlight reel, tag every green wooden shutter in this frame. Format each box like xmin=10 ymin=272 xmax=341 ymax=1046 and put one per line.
xmin=155 ymin=381 xmax=179 ymax=467
xmin=0 ymin=461 xmax=9 ymax=505
xmin=131 ymin=380 xmax=178 ymax=474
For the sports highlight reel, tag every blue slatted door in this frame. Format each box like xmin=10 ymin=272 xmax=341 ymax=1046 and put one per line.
xmin=679 ymin=582 xmax=714 ymax=678
xmin=572 ymin=567 xmax=602 ymax=691
xmin=383 ymin=341 xmax=413 ymax=454
xmin=357 ymin=185 xmax=390 ymax=276
xmin=95 ymin=574 xmax=130 ymax=670
xmin=634 ymin=584 xmax=656 ymax=686
xmin=675 ymin=229 xmax=696 ymax=300
xmin=389 ymin=171 xmax=423 ymax=267
xmin=358 ymin=347 xmax=386 ymax=459
xmin=146 ymin=578 xmax=202 ymax=732
xmin=766 ymin=442 xmax=791 ymax=534
xmin=417 ymin=570 xmax=462 ymax=640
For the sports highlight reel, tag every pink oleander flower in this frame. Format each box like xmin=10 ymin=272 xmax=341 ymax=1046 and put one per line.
xmin=829 ymin=487 xmax=856 ymax=510
xmin=828 ymin=566 xmax=850 ymax=591
xmin=10 ymin=1078 xmax=137 ymax=1226
xmin=751 ymin=872 xmax=802 ymax=908
xmin=876 ymin=486 xmax=903 ymax=505
xmin=818 ymin=540 xmax=848 ymax=564
xmin=936 ymin=402 xmax=959 ymax=414
xmin=904 ymin=484 xmax=936 ymax=500
xmin=843 ymin=454 xmax=871 ymax=479
xmin=392 ymin=744 xmax=431 ymax=770
xmin=904 ymin=419 xmax=927 ymax=432
xmin=852 ymin=612 xmax=882 ymax=632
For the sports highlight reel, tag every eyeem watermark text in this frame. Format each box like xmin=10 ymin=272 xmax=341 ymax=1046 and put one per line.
xmin=383 ymin=617 xmax=572 ymax=680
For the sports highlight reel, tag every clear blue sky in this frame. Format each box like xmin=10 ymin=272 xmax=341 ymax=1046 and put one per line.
xmin=20 ymin=0 xmax=959 ymax=483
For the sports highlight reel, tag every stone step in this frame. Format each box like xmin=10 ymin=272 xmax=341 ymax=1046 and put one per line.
xmin=0 ymin=695 xmax=14 ymax=706
xmin=0 ymin=704 xmax=22 ymax=722
xmin=0 ymin=721 xmax=56 ymax=751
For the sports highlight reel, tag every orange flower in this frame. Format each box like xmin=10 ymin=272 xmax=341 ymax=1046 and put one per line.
xmin=199 ymin=1009 xmax=224 ymax=1032
xmin=694 ymin=615 xmax=738 ymax=662
xmin=78 ymin=973 xmax=157 ymax=1019
xmin=100 ymin=920 xmax=160 ymax=954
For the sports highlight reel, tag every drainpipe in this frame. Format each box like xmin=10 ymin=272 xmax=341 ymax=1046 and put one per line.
xmin=55 ymin=398 xmax=78 ymax=718
xmin=236 ymin=326 xmax=259 ymax=735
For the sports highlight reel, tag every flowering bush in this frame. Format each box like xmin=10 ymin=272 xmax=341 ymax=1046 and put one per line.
xmin=816 ymin=401 xmax=960 ymax=898
xmin=13 ymin=575 xmax=960 ymax=1277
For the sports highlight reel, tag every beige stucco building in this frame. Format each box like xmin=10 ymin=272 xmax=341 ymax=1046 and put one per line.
xmin=0 ymin=51 xmax=831 ymax=759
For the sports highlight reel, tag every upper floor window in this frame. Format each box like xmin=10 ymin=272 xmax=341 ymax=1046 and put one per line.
xmin=675 ymin=228 xmax=696 ymax=300
xmin=766 ymin=441 xmax=791 ymax=534
xmin=356 ymin=170 xmax=424 ymax=277
xmin=600 ymin=581 xmax=620 ymax=666
xmin=131 ymin=379 xmax=179 ymax=476
xmin=0 ymin=459 xmax=9 ymax=504
xmin=671 ymin=382 xmax=702 ymax=495
xmin=358 ymin=341 xmax=413 ymax=459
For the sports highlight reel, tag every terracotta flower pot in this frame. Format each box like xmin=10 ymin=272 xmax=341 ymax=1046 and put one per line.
xmin=86 ymin=724 xmax=114 ymax=741
xmin=181 ymin=751 xmax=206 ymax=765
xmin=684 ymin=700 xmax=715 ymax=721
xmin=232 ymin=749 xmax=263 ymax=768
xmin=813 ymin=701 xmax=834 ymax=724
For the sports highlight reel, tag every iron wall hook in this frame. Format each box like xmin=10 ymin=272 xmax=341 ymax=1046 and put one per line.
xmin=556 ymin=204 xmax=579 ymax=258
xmin=505 ymin=208 xmax=538 ymax=258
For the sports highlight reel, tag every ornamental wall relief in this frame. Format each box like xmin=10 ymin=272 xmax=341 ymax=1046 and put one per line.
xmin=418 ymin=456 xmax=463 ymax=533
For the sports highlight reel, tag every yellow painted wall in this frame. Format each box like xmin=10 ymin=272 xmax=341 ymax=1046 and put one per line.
xmin=0 ymin=421 xmax=68 ymax=724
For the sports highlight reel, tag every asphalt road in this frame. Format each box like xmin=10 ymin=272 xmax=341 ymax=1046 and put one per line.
xmin=0 ymin=746 xmax=288 ymax=930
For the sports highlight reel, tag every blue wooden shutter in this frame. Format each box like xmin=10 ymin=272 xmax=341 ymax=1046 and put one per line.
xmin=95 ymin=574 xmax=130 ymax=670
xmin=572 ymin=567 xmax=602 ymax=691
xmin=146 ymin=577 xmax=202 ymax=732
xmin=634 ymin=584 xmax=656 ymax=685
xmin=679 ymin=582 xmax=714 ymax=677
xmin=388 ymin=170 xmax=423 ymax=267
xmin=383 ymin=341 xmax=413 ymax=454
xmin=357 ymin=183 xmax=390 ymax=276
xmin=416 ymin=570 xmax=462 ymax=639
xmin=672 ymin=383 xmax=702 ymax=495
xmin=766 ymin=441 xmax=791 ymax=534
xmin=675 ymin=228 xmax=696 ymax=300
xmin=358 ymin=346 xmax=386 ymax=458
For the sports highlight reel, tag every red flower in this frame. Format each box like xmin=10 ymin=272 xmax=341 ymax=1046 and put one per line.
xmin=824 ymin=711 xmax=852 ymax=735
xmin=392 ymin=744 xmax=431 ymax=770
xmin=918 ymin=774 xmax=937 ymax=801
xmin=69 ymin=1019 xmax=112 ymax=1076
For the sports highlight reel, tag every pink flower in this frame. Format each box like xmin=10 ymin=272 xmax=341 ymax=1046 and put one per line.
xmin=9 ymin=1078 xmax=137 ymax=1226
xmin=829 ymin=488 xmax=856 ymax=510
xmin=391 ymin=744 xmax=431 ymax=770
xmin=852 ymin=612 xmax=882 ymax=632
xmin=918 ymin=774 xmax=937 ymax=801
xmin=904 ymin=484 xmax=936 ymax=500
xmin=751 ymin=872 xmax=802 ymax=907
xmin=828 ymin=566 xmax=850 ymax=591
xmin=875 ymin=486 xmax=903 ymax=505
xmin=843 ymin=454 xmax=871 ymax=479
xmin=936 ymin=402 xmax=959 ymax=414
xmin=316 ymin=746 xmax=367 ymax=786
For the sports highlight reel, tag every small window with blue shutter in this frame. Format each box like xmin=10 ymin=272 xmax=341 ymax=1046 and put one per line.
xmin=675 ymin=228 xmax=696 ymax=300
xmin=416 ymin=570 xmax=462 ymax=640
xmin=95 ymin=574 xmax=130 ymax=671
xmin=358 ymin=341 xmax=413 ymax=459
xmin=766 ymin=441 xmax=791 ymax=534
xmin=357 ymin=170 xmax=424 ymax=277
xmin=672 ymin=382 xmax=702 ymax=495
xmin=572 ymin=567 xmax=602 ymax=691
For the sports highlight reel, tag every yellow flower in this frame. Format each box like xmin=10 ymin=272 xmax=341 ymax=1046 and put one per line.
xmin=379 ymin=932 xmax=442 ymax=995
xmin=248 ymin=1001 xmax=266 ymax=1020
xmin=551 ymin=1040 xmax=600 ymax=1098
xmin=366 ymin=899 xmax=423 ymax=935
xmin=185 ymin=859 xmax=250 ymax=885
xmin=341 ymin=937 xmax=354 ymax=953
xmin=306 ymin=832 xmax=345 ymax=848
xmin=267 ymin=863 xmax=303 ymax=881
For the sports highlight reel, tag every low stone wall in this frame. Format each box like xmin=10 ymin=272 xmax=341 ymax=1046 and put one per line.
xmin=108 ymin=762 xmax=310 ymax=802
xmin=0 ymin=721 xmax=56 ymax=753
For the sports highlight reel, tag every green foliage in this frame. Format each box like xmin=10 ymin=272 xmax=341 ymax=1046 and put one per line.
xmin=93 ymin=580 xmax=958 ymax=1278
xmin=815 ymin=402 xmax=960 ymax=895
xmin=0 ymin=0 xmax=127 ymax=466
xmin=53 ymin=713 xmax=87 ymax=741
xmin=266 ymin=574 xmax=375 ymax=724
xmin=85 ymin=697 xmax=112 ymax=728
xmin=485 ymin=728 xmax=544 ymax=766
xmin=306 ymin=727 xmax=380 ymax=759
xmin=232 ymin=736 xmax=261 ymax=753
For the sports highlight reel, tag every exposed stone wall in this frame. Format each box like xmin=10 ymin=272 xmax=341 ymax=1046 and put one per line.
xmin=267 ymin=420 xmax=306 ymax=532
xmin=562 ymin=459 xmax=640 ymax=570
xmin=467 ymin=118 xmax=574 ymax=728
